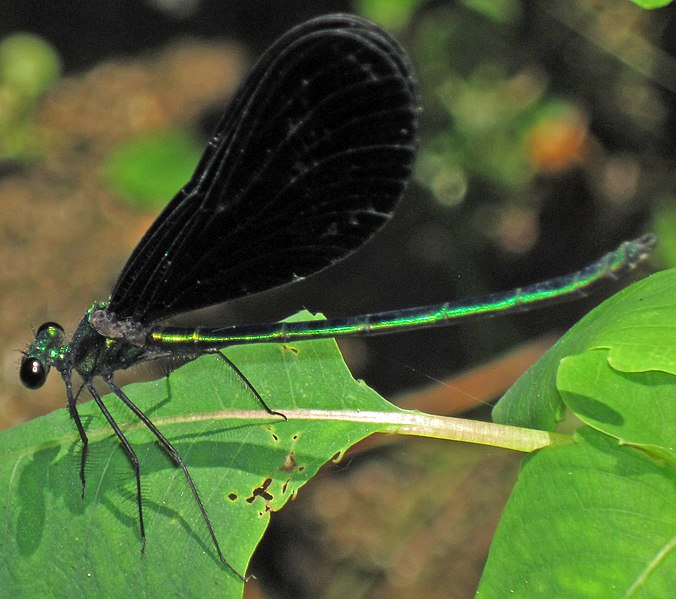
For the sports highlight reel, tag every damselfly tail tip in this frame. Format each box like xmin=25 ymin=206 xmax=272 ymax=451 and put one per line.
xmin=637 ymin=232 xmax=658 ymax=251
xmin=628 ymin=233 xmax=658 ymax=264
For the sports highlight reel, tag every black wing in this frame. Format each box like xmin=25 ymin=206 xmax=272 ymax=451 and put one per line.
xmin=108 ymin=14 xmax=420 ymax=323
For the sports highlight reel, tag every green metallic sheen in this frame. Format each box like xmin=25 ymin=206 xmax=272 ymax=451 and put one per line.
xmin=22 ymin=304 xmax=152 ymax=382
xmin=148 ymin=234 xmax=656 ymax=353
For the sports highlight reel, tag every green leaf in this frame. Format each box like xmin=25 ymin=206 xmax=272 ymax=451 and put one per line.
xmin=478 ymin=427 xmax=676 ymax=597
xmin=629 ymin=0 xmax=673 ymax=9
xmin=6 ymin=270 xmax=673 ymax=597
xmin=493 ymin=268 xmax=676 ymax=430
xmin=483 ymin=271 xmax=676 ymax=596
xmin=0 ymin=313 xmax=398 ymax=598
xmin=558 ymin=349 xmax=676 ymax=462
xmin=105 ymin=130 xmax=203 ymax=211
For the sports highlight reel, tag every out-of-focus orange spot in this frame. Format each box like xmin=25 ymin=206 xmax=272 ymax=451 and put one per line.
xmin=527 ymin=112 xmax=589 ymax=174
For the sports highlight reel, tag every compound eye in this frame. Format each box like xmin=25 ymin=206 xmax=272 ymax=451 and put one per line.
xmin=20 ymin=357 xmax=47 ymax=390
xmin=37 ymin=322 xmax=64 ymax=336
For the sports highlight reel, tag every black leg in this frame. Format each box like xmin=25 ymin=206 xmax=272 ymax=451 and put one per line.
xmin=85 ymin=380 xmax=146 ymax=551
xmin=63 ymin=371 xmax=89 ymax=498
xmin=214 ymin=350 xmax=287 ymax=421
xmin=103 ymin=373 xmax=248 ymax=582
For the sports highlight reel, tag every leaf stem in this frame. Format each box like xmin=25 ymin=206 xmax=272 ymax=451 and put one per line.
xmin=166 ymin=408 xmax=573 ymax=453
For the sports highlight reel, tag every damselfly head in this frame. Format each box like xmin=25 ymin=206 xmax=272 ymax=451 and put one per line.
xmin=20 ymin=322 xmax=65 ymax=389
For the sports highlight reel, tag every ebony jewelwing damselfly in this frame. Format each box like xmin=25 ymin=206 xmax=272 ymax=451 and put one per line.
xmin=20 ymin=14 xmax=656 ymax=581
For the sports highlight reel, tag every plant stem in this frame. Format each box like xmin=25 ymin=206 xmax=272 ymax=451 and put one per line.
xmin=171 ymin=408 xmax=573 ymax=453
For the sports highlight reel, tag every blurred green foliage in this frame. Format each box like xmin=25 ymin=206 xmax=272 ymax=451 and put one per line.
xmin=355 ymin=0 xmax=672 ymax=268
xmin=459 ymin=0 xmax=522 ymax=23
xmin=105 ymin=129 xmax=203 ymax=211
xmin=653 ymin=199 xmax=676 ymax=266
xmin=354 ymin=0 xmax=427 ymax=30
xmin=0 ymin=33 xmax=61 ymax=161
xmin=409 ymin=6 xmax=590 ymax=255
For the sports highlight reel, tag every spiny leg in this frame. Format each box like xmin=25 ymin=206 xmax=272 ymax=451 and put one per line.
xmin=213 ymin=350 xmax=287 ymax=420
xmin=63 ymin=371 xmax=89 ymax=498
xmin=103 ymin=373 xmax=248 ymax=582
xmin=85 ymin=380 xmax=146 ymax=551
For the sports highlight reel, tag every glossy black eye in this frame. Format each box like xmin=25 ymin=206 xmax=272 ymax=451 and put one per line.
xmin=37 ymin=322 xmax=64 ymax=336
xmin=20 ymin=357 xmax=47 ymax=389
